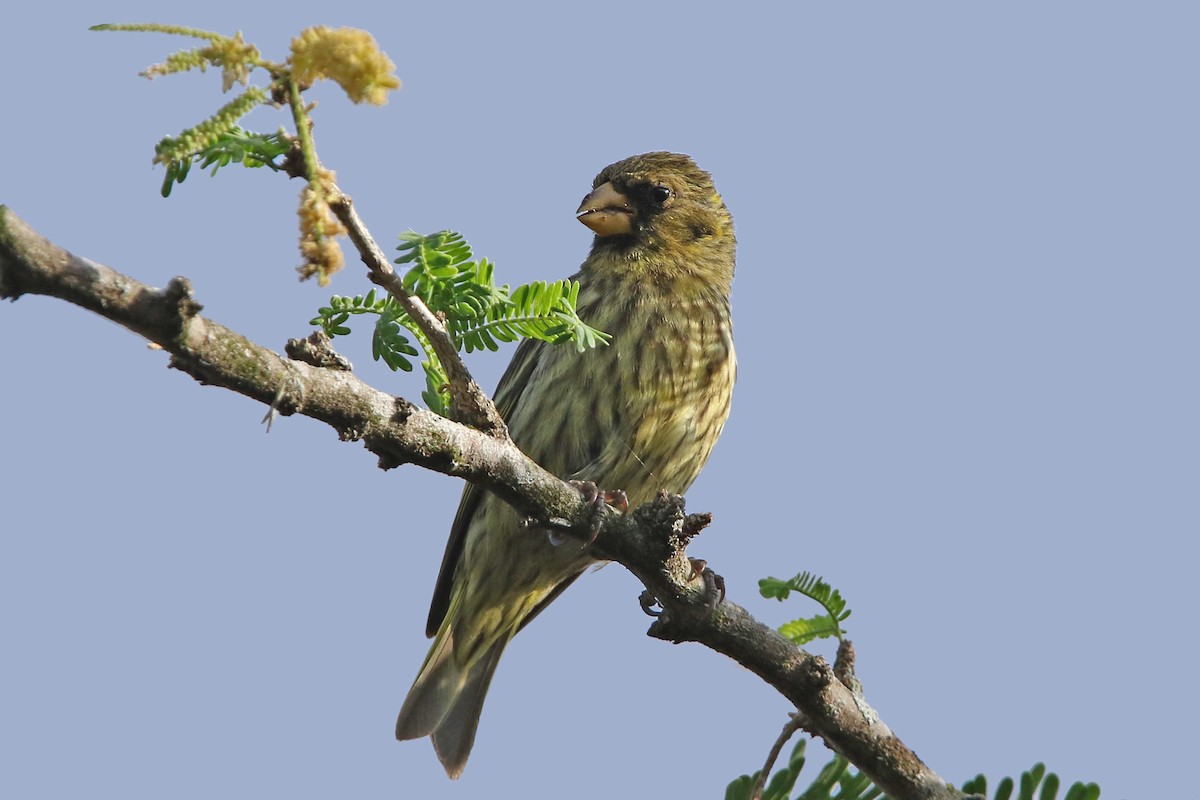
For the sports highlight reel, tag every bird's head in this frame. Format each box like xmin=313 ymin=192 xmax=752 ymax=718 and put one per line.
xmin=576 ymin=152 xmax=734 ymax=285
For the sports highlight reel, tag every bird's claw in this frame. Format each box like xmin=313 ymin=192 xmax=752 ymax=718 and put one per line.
xmin=568 ymin=479 xmax=600 ymax=504
xmin=689 ymin=557 xmax=726 ymax=610
xmin=565 ymin=481 xmax=628 ymax=548
xmin=636 ymin=561 xmax=724 ymax=620
xmin=638 ymin=590 xmax=663 ymax=617
xmin=603 ymin=488 xmax=629 ymax=514
xmin=565 ymin=480 xmax=606 ymax=547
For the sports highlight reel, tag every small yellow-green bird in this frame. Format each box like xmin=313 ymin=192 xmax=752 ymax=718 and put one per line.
xmin=395 ymin=152 xmax=737 ymax=777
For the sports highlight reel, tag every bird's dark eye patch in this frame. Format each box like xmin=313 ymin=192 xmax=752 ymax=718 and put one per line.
xmin=648 ymin=184 xmax=673 ymax=205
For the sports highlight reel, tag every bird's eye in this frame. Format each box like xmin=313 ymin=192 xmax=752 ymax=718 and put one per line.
xmin=649 ymin=185 xmax=673 ymax=205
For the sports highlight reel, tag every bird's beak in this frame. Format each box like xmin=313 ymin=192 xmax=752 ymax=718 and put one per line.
xmin=576 ymin=181 xmax=634 ymax=236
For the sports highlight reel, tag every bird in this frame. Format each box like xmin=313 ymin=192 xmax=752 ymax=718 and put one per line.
xmin=395 ymin=151 xmax=737 ymax=777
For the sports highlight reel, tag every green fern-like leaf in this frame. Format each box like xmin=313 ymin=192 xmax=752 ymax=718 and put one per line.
xmin=725 ymin=739 xmax=808 ymax=800
xmin=396 ymin=230 xmax=475 ymax=308
xmin=760 ymin=572 xmax=851 ymax=643
xmin=310 ymin=290 xmax=387 ymax=336
xmin=555 ymin=279 xmax=611 ymax=351
xmin=453 ymin=279 xmax=610 ymax=354
xmin=761 ymin=738 xmax=808 ymax=800
xmin=725 ymin=774 xmax=755 ymax=800
xmin=153 ymin=86 xmax=267 ymax=171
xmin=778 ymin=614 xmax=849 ymax=647
xmin=793 ymin=753 xmax=850 ymax=799
xmin=200 ymin=127 xmax=290 ymax=173
xmin=397 ymin=232 xmax=504 ymax=332
xmin=421 ymin=359 xmax=450 ymax=416
xmin=960 ymin=763 xmax=1100 ymax=800
xmin=373 ymin=295 xmax=420 ymax=372
xmin=395 ymin=231 xmax=609 ymax=353
xmin=731 ymin=750 xmax=1096 ymax=800
xmin=1063 ymin=783 xmax=1102 ymax=800
xmin=726 ymin=743 xmax=885 ymax=800
xmin=309 ymin=292 xmax=419 ymax=372
xmin=372 ymin=321 xmax=418 ymax=372
xmin=160 ymin=126 xmax=290 ymax=196
xmin=310 ymin=230 xmax=608 ymax=415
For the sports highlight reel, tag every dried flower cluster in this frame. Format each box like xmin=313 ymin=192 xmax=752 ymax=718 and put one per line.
xmin=297 ymin=167 xmax=348 ymax=284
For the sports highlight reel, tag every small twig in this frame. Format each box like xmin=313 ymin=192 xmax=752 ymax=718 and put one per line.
xmin=834 ymin=639 xmax=863 ymax=697
xmin=283 ymin=77 xmax=323 ymax=187
xmin=280 ymin=80 xmax=507 ymax=437
xmin=750 ymin=712 xmax=806 ymax=800
xmin=285 ymin=330 xmax=353 ymax=371
xmin=322 ymin=188 xmax=507 ymax=435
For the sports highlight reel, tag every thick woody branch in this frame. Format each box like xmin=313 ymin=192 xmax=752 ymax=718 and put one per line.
xmin=586 ymin=496 xmax=972 ymax=800
xmin=0 ymin=205 xmax=971 ymax=800
xmin=0 ymin=205 xmax=556 ymax=519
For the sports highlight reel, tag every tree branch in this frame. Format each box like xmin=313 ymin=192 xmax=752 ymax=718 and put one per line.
xmin=0 ymin=205 xmax=971 ymax=800
xmin=324 ymin=186 xmax=508 ymax=437
xmin=279 ymin=120 xmax=506 ymax=436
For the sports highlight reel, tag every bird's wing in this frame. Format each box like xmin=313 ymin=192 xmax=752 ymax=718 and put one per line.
xmin=424 ymin=337 xmax=545 ymax=637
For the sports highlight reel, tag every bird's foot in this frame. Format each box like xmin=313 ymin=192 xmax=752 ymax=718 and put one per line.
xmin=544 ymin=482 xmax=621 ymax=546
xmin=602 ymin=488 xmax=629 ymax=514
xmin=689 ymin=558 xmax=726 ymax=610
xmin=637 ymin=559 xmax=724 ymax=618
xmin=638 ymin=590 xmax=662 ymax=617
xmin=562 ymin=481 xmax=627 ymax=548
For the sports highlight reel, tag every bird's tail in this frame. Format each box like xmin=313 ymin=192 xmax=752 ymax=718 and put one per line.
xmin=395 ymin=623 xmax=510 ymax=779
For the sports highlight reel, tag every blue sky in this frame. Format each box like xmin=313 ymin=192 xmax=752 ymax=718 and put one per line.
xmin=2 ymin=4 xmax=1196 ymax=799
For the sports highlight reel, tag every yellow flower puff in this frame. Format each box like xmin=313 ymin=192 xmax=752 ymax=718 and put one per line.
xmin=290 ymin=26 xmax=401 ymax=105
